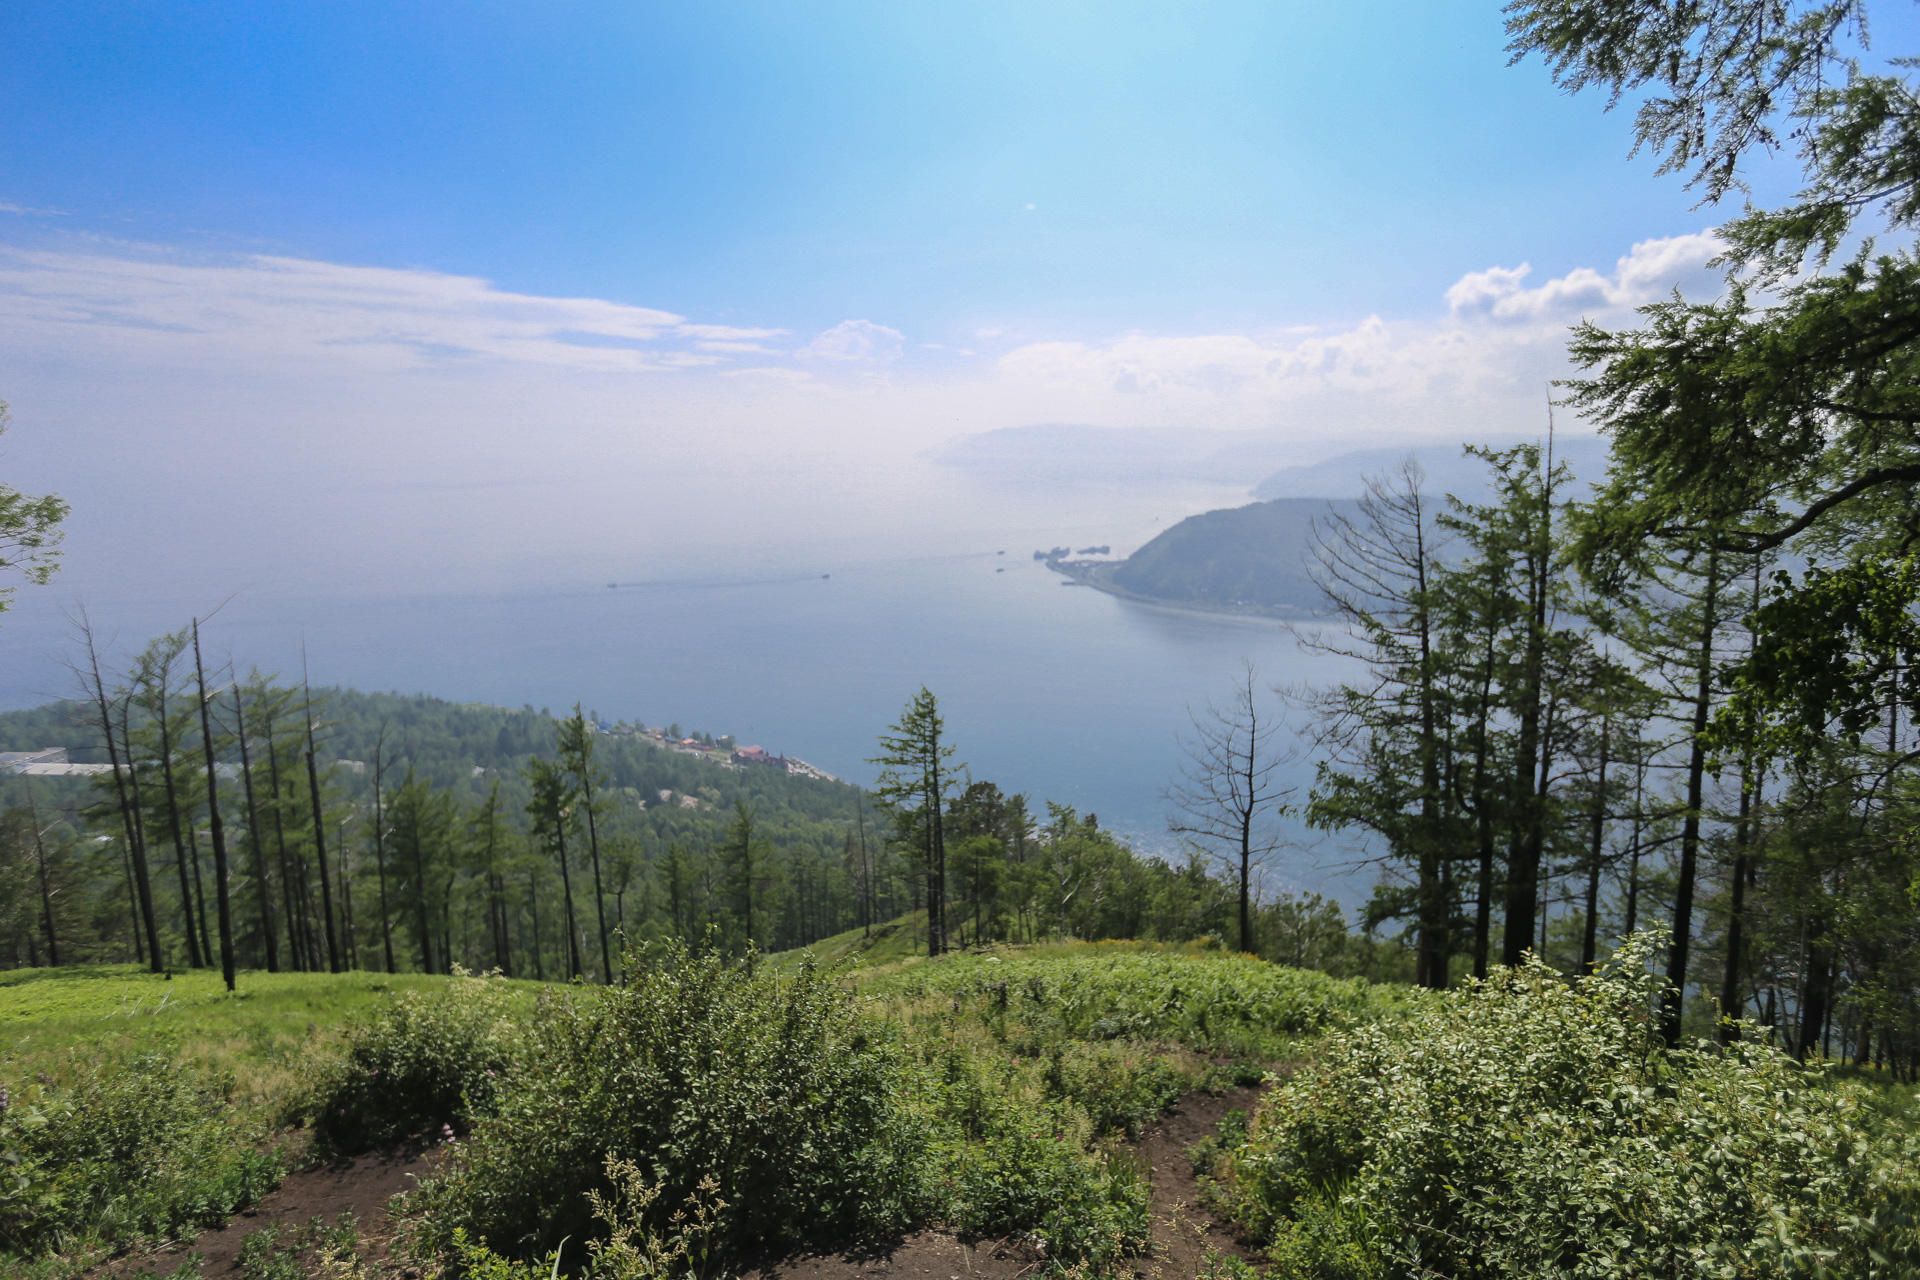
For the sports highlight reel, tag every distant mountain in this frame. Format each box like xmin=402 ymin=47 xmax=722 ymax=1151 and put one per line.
xmin=931 ymin=423 xmax=1319 ymax=486
xmin=933 ymin=425 xmax=1617 ymax=504
xmin=1051 ymin=498 xmax=1356 ymax=616
xmin=1253 ymin=435 xmax=1612 ymax=501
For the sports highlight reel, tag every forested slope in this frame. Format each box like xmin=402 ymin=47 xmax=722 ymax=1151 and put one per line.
xmin=1102 ymin=498 xmax=1353 ymax=615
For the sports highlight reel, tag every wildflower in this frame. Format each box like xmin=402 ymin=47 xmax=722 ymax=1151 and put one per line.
xmin=0 ymin=1085 xmax=8 ymax=1114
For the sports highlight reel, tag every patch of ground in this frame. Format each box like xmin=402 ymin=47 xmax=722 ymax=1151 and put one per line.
xmin=1128 ymin=1084 xmax=1263 ymax=1278
xmin=90 ymin=1142 xmax=439 ymax=1279
xmin=94 ymin=1089 xmax=1260 ymax=1279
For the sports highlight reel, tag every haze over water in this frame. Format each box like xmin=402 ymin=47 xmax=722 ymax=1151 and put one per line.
xmin=0 ymin=460 xmax=1367 ymax=903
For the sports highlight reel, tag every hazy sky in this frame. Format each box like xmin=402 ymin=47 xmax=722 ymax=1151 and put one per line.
xmin=0 ymin=1 xmax=1892 ymax=631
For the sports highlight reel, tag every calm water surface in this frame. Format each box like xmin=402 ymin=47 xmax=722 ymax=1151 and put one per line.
xmin=0 ymin=470 xmax=1372 ymax=902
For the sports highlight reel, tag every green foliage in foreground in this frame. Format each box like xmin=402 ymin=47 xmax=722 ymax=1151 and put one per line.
xmin=316 ymin=941 xmax=1385 ymax=1277
xmin=0 ymin=1049 xmax=281 ymax=1260
xmin=0 ymin=964 xmax=539 ymax=1277
xmin=1219 ymin=934 xmax=1920 ymax=1279
xmin=412 ymin=944 xmax=924 ymax=1268
xmin=302 ymin=975 xmax=524 ymax=1155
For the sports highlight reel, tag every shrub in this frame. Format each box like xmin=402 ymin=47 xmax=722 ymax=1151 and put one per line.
xmin=305 ymin=971 xmax=522 ymax=1155
xmin=913 ymin=1038 xmax=1152 ymax=1266
xmin=413 ymin=942 xmax=925 ymax=1270
xmin=0 ymin=1052 xmax=281 ymax=1257
xmin=1221 ymin=933 xmax=1920 ymax=1279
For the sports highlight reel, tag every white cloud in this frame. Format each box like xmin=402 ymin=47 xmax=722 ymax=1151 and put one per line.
xmin=798 ymin=319 xmax=904 ymax=363
xmin=980 ymin=231 xmax=1727 ymax=435
xmin=0 ymin=230 xmax=1728 ymax=461
xmin=1444 ymin=231 xmax=1724 ymax=324
xmin=0 ymin=246 xmax=764 ymax=372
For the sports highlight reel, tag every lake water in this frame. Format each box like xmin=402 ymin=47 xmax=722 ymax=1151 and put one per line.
xmin=0 ymin=465 xmax=1373 ymax=905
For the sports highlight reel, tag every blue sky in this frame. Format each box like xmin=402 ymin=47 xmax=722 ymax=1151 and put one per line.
xmin=2 ymin=0 xmax=1762 ymax=339
xmin=0 ymin=0 xmax=1898 ymax=654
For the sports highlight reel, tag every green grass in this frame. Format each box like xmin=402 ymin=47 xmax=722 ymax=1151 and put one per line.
xmin=855 ymin=938 xmax=1417 ymax=1062
xmin=0 ymin=965 xmax=543 ymax=1107
xmin=770 ymin=910 xmax=933 ymax=970
xmin=0 ymin=966 xmax=546 ymax=1279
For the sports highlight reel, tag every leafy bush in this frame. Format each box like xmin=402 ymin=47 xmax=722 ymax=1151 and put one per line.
xmin=1220 ymin=934 xmax=1920 ymax=1279
xmin=413 ymin=941 xmax=925 ymax=1270
xmin=305 ymin=970 xmax=523 ymax=1154
xmin=0 ymin=1051 xmax=281 ymax=1258
xmin=912 ymin=1037 xmax=1152 ymax=1266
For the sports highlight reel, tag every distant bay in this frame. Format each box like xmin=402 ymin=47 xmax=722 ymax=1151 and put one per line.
xmin=0 ymin=461 xmax=1371 ymax=905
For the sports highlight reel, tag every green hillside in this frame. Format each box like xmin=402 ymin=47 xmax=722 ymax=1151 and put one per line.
xmin=1102 ymin=497 xmax=1352 ymax=615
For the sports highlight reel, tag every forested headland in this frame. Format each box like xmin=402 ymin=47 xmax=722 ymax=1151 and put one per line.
xmin=1046 ymin=498 xmax=1348 ymax=616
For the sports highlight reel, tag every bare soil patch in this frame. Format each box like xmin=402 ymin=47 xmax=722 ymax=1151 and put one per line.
xmin=89 ymin=1142 xmax=439 ymax=1278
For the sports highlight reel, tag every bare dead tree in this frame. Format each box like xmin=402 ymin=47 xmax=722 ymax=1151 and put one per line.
xmin=1165 ymin=661 xmax=1295 ymax=955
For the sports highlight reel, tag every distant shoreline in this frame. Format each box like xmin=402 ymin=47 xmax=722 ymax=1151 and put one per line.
xmin=1041 ymin=557 xmax=1320 ymax=621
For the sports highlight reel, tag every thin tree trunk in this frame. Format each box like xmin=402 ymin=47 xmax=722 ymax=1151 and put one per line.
xmin=1500 ymin=514 xmax=1553 ymax=966
xmin=305 ymin=744 xmax=339 ymax=972
xmin=409 ymin=823 xmax=434 ymax=973
xmin=856 ymin=797 xmax=873 ymax=936
xmin=1580 ymin=716 xmax=1611 ymax=972
xmin=930 ymin=750 xmax=946 ymax=956
xmin=265 ymin=724 xmax=306 ymax=971
xmin=1663 ymin=550 xmax=1721 ymax=1047
xmin=529 ymin=860 xmax=544 ymax=981
xmin=233 ymin=686 xmax=278 ymax=972
xmin=191 ymin=621 xmax=236 ymax=992
xmin=1624 ymin=760 xmax=1645 ymax=935
xmin=555 ymin=816 xmax=581 ymax=977
xmin=27 ymin=779 xmax=59 ymax=966
xmin=584 ymin=789 xmax=610 ymax=982
xmin=1719 ymin=563 xmax=1764 ymax=1042
xmin=156 ymin=683 xmax=205 ymax=969
xmin=121 ymin=836 xmax=144 ymax=965
xmin=372 ymin=732 xmax=395 ymax=974
xmin=186 ymin=818 xmax=213 ymax=970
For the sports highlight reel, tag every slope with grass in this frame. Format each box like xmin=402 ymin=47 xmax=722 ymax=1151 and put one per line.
xmin=0 ymin=964 xmax=542 ymax=1279
xmin=15 ymin=933 xmax=1919 ymax=1280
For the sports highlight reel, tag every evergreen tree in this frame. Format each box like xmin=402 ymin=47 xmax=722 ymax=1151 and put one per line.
xmin=870 ymin=688 xmax=962 ymax=956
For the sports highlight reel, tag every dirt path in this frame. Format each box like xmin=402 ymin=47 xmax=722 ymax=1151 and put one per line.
xmin=90 ymin=1143 xmax=438 ymax=1279
xmin=1128 ymin=1084 xmax=1262 ymax=1278
xmin=103 ymin=1090 xmax=1258 ymax=1279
